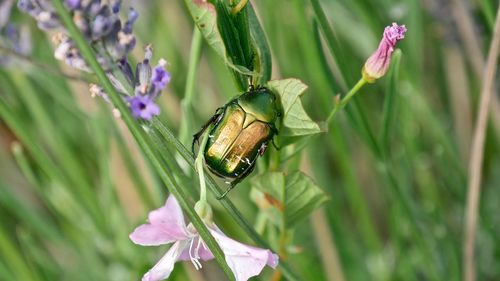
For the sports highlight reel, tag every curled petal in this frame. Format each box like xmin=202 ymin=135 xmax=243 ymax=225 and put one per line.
xmin=209 ymin=228 xmax=279 ymax=281
xmin=142 ymin=240 xmax=189 ymax=281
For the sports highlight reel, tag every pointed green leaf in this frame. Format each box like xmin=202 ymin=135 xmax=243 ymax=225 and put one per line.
xmin=185 ymin=1 xmax=272 ymax=88
xmin=267 ymin=79 xmax=324 ymax=137
xmin=184 ymin=0 xmax=226 ymax=59
xmin=247 ymin=4 xmax=272 ymax=84
xmin=252 ymin=171 xmax=328 ymax=229
xmin=284 ymin=171 xmax=329 ymax=227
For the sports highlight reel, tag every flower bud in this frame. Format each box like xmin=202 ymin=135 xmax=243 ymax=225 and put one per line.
xmin=362 ymin=22 xmax=407 ymax=82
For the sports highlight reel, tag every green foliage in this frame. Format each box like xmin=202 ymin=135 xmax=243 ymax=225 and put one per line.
xmin=252 ymin=171 xmax=328 ymax=230
xmin=185 ymin=0 xmax=271 ymax=89
xmin=184 ymin=0 xmax=226 ymax=59
xmin=267 ymin=78 xmax=323 ymax=138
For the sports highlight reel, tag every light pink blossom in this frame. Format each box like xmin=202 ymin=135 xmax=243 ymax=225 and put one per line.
xmin=362 ymin=22 xmax=407 ymax=82
xmin=130 ymin=195 xmax=279 ymax=281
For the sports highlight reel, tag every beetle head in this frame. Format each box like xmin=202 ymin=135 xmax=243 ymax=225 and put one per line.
xmin=238 ymin=87 xmax=281 ymax=123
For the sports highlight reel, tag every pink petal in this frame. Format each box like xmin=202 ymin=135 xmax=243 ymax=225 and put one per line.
xmin=149 ymin=195 xmax=186 ymax=226
xmin=130 ymin=195 xmax=188 ymax=246
xmin=209 ymin=228 xmax=279 ymax=281
xmin=142 ymin=240 xmax=189 ymax=281
xmin=129 ymin=224 xmax=187 ymax=246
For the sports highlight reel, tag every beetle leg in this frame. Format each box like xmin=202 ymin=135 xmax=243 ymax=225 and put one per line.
xmin=258 ymin=142 xmax=268 ymax=156
xmin=271 ymin=138 xmax=281 ymax=151
xmin=192 ymin=108 xmax=224 ymax=155
xmin=268 ymin=125 xmax=280 ymax=151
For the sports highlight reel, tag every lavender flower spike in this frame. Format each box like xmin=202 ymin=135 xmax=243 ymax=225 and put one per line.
xmin=362 ymin=22 xmax=407 ymax=82
xmin=130 ymin=195 xmax=279 ymax=281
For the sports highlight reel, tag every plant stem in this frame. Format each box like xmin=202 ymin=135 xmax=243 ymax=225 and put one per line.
xmin=195 ymin=125 xmax=212 ymax=203
xmin=326 ymin=78 xmax=367 ymax=123
xmin=179 ymin=27 xmax=203 ymax=146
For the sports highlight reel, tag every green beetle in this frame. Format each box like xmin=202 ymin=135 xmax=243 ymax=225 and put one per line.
xmin=192 ymin=85 xmax=281 ymax=198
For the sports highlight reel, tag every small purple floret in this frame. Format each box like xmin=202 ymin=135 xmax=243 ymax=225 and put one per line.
xmin=128 ymin=94 xmax=160 ymax=120
xmin=65 ymin=0 xmax=80 ymax=10
xmin=128 ymin=8 xmax=139 ymax=23
xmin=111 ymin=0 xmax=122 ymax=13
xmin=151 ymin=62 xmax=171 ymax=91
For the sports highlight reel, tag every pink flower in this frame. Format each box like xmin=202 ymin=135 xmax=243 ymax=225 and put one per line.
xmin=129 ymin=195 xmax=279 ymax=281
xmin=362 ymin=22 xmax=407 ymax=82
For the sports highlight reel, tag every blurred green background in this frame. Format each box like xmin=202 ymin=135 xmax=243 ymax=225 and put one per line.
xmin=1 ymin=0 xmax=500 ymax=280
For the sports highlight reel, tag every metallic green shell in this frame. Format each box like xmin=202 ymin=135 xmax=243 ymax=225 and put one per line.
xmin=204 ymin=87 xmax=280 ymax=179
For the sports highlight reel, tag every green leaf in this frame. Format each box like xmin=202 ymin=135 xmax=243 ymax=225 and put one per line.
xmin=380 ymin=49 xmax=402 ymax=149
xmin=252 ymin=171 xmax=328 ymax=229
xmin=267 ymin=79 xmax=324 ymax=137
xmin=184 ymin=0 xmax=226 ymax=59
xmin=247 ymin=3 xmax=272 ymax=84
xmin=185 ymin=1 xmax=272 ymax=88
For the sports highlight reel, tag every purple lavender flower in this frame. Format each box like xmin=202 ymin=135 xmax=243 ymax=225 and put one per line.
xmin=127 ymin=93 xmax=160 ymax=120
xmin=17 ymin=0 xmax=60 ymax=30
xmin=17 ymin=0 xmax=166 ymax=121
xmin=151 ymin=60 xmax=171 ymax=91
xmin=0 ymin=0 xmax=14 ymax=29
xmin=362 ymin=22 xmax=407 ymax=82
xmin=64 ymin=0 xmax=80 ymax=10
xmin=18 ymin=0 xmax=139 ymax=63
xmin=130 ymin=195 xmax=279 ymax=281
xmin=110 ymin=0 xmax=122 ymax=14
xmin=5 ymin=24 xmax=31 ymax=55
xmin=123 ymin=8 xmax=138 ymax=33
xmin=0 ymin=0 xmax=32 ymax=66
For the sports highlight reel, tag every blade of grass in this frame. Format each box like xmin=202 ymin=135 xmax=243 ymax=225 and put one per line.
xmin=247 ymin=3 xmax=272 ymax=84
xmin=380 ymin=49 xmax=402 ymax=149
xmin=309 ymin=0 xmax=348 ymax=91
xmin=112 ymin=121 xmax=157 ymax=208
xmin=178 ymin=27 xmax=203 ymax=147
xmin=0 ymin=225 xmax=41 ymax=281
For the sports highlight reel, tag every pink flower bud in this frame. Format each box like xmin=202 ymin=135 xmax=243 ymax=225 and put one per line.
xmin=362 ymin=23 xmax=407 ymax=82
